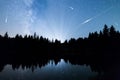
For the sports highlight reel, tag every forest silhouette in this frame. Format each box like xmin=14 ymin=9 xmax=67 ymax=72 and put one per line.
xmin=0 ymin=24 xmax=120 ymax=80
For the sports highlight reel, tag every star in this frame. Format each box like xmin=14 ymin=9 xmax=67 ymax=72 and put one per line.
xmin=5 ymin=17 xmax=8 ymax=23
xmin=69 ymin=7 xmax=74 ymax=10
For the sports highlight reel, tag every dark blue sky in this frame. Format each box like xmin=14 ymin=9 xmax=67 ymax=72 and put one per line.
xmin=0 ymin=0 xmax=120 ymax=42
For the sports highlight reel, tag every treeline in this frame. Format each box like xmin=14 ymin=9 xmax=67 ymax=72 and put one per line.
xmin=0 ymin=24 xmax=120 ymax=62
xmin=0 ymin=24 xmax=120 ymax=78
xmin=0 ymin=24 xmax=120 ymax=80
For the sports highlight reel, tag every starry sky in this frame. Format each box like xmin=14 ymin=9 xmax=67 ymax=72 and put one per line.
xmin=0 ymin=0 xmax=120 ymax=42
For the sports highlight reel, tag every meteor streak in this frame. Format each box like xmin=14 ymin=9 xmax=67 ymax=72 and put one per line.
xmin=82 ymin=18 xmax=93 ymax=24
xmin=5 ymin=17 xmax=8 ymax=23
xmin=68 ymin=6 xmax=113 ymax=36
xmin=81 ymin=6 xmax=113 ymax=25
xmin=69 ymin=7 xmax=74 ymax=10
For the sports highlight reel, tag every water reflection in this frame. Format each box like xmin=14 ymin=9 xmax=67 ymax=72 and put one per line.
xmin=0 ymin=59 xmax=98 ymax=80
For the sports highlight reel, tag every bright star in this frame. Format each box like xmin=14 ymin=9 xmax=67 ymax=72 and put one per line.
xmin=69 ymin=7 xmax=74 ymax=10
xmin=5 ymin=17 xmax=8 ymax=23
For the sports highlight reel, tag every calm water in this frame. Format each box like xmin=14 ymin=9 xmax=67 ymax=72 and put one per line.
xmin=0 ymin=59 xmax=98 ymax=80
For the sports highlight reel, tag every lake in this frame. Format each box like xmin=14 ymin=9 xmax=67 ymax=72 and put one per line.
xmin=0 ymin=59 xmax=98 ymax=80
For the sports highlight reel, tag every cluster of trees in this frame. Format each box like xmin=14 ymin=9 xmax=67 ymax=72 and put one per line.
xmin=0 ymin=25 xmax=120 ymax=61
xmin=0 ymin=25 xmax=120 ymax=73
xmin=0 ymin=24 xmax=120 ymax=80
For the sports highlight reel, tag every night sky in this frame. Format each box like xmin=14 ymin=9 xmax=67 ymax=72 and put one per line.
xmin=0 ymin=0 xmax=120 ymax=42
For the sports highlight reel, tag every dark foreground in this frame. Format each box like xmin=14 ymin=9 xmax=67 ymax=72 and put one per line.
xmin=0 ymin=25 xmax=120 ymax=80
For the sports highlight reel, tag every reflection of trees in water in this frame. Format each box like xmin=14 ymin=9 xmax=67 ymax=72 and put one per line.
xmin=0 ymin=59 xmax=61 ymax=72
xmin=0 ymin=25 xmax=120 ymax=79
xmin=0 ymin=61 xmax=99 ymax=80
xmin=0 ymin=58 xmax=119 ymax=80
xmin=0 ymin=64 xmax=5 ymax=72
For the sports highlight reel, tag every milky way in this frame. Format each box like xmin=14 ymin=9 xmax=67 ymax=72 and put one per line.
xmin=0 ymin=0 xmax=120 ymax=42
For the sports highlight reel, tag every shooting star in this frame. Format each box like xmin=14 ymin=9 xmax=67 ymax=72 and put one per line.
xmin=5 ymin=17 xmax=8 ymax=23
xmin=81 ymin=6 xmax=113 ymax=25
xmin=69 ymin=6 xmax=74 ymax=10
xmin=82 ymin=18 xmax=93 ymax=24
